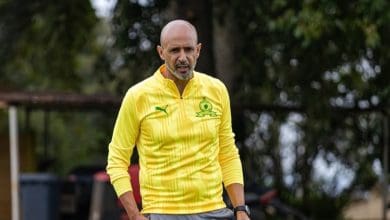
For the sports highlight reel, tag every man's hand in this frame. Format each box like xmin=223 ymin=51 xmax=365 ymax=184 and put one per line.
xmin=128 ymin=213 xmax=148 ymax=220
xmin=236 ymin=211 xmax=250 ymax=220
xmin=119 ymin=191 xmax=147 ymax=220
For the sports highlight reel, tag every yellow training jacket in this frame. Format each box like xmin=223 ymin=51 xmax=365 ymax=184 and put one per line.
xmin=106 ymin=65 xmax=243 ymax=214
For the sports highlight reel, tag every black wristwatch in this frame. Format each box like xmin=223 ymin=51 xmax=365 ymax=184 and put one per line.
xmin=233 ymin=205 xmax=250 ymax=217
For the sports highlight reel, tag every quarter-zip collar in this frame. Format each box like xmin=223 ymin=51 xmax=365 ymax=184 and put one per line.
xmin=154 ymin=64 xmax=197 ymax=99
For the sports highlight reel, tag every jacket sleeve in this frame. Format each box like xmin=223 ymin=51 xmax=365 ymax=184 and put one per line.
xmin=217 ymin=83 xmax=244 ymax=187
xmin=106 ymin=90 xmax=140 ymax=196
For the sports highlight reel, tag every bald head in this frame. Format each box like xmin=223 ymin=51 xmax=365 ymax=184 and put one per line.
xmin=160 ymin=20 xmax=198 ymax=47
xmin=157 ymin=19 xmax=201 ymax=83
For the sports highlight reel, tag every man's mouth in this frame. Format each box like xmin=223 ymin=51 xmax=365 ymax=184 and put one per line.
xmin=176 ymin=65 xmax=190 ymax=73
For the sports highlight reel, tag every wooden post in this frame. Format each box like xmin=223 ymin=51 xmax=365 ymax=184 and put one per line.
xmin=383 ymin=115 xmax=389 ymax=220
xmin=9 ymin=106 xmax=20 ymax=220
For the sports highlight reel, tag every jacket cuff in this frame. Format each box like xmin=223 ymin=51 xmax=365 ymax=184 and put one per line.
xmin=112 ymin=176 xmax=133 ymax=197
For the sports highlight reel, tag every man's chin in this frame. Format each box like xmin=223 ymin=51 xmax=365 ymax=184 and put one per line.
xmin=174 ymin=71 xmax=193 ymax=80
xmin=178 ymin=71 xmax=190 ymax=76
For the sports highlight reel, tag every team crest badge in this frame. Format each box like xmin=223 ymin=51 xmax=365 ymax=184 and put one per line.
xmin=196 ymin=97 xmax=218 ymax=117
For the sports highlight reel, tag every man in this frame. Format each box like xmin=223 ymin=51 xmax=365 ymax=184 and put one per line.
xmin=106 ymin=19 xmax=250 ymax=220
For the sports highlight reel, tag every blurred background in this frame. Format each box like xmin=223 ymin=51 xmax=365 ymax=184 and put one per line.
xmin=0 ymin=0 xmax=389 ymax=219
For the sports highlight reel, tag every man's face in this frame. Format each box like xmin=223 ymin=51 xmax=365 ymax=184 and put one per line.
xmin=158 ymin=26 xmax=201 ymax=81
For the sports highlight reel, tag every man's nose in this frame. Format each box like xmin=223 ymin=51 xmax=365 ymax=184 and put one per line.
xmin=178 ymin=49 xmax=187 ymax=61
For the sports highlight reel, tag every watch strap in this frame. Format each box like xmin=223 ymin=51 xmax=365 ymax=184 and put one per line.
xmin=233 ymin=205 xmax=250 ymax=216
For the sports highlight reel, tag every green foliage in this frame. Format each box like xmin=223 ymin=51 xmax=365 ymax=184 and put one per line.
xmin=0 ymin=0 xmax=98 ymax=90
xmin=0 ymin=0 xmax=110 ymax=176
xmin=226 ymin=0 xmax=389 ymax=218
xmin=108 ymin=0 xmax=168 ymax=93
xmin=25 ymin=111 xmax=116 ymax=175
xmin=227 ymin=0 xmax=388 ymax=126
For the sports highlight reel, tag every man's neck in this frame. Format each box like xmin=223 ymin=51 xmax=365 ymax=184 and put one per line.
xmin=162 ymin=68 xmax=189 ymax=96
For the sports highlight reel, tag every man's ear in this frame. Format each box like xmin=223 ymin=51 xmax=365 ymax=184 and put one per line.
xmin=196 ymin=43 xmax=202 ymax=58
xmin=157 ymin=45 xmax=165 ymax=60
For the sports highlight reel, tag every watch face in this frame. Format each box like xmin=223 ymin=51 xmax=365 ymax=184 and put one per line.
xmin=244 ymin=205 xmax=250 ymax=216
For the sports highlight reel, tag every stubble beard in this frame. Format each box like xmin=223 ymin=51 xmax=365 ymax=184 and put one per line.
xmin=165 ymin=62 xmax=196 ymax=81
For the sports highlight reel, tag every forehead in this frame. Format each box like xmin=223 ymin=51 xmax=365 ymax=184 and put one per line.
xmin=160 ymin=24 xmax=197 ymax=48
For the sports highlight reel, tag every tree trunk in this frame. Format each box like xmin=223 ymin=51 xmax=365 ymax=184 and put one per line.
xmin=212 ymin=3 xmax=238 ymax=91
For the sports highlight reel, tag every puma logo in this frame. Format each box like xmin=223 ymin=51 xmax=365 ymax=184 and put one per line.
xmin=155 ymin=105 xmax=168 ymax=115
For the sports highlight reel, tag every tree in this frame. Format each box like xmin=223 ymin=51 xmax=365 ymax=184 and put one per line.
xmin=0 ymin=0 xmax=98 ymax=91
xmin=0 ymin=0 xmax=389 ymax=218
xmin=226 ymin=0 xmax=389 ymax=218
xmin=0 ymin=0 xmax=115 ymax=175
